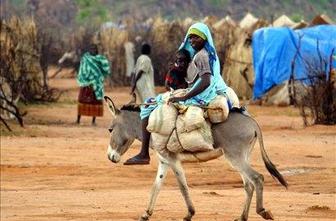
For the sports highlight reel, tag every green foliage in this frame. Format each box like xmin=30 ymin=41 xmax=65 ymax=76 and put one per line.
xmin=291 ymin=13 xmax=304 ymax=22
xmin=75 ymin=0 xmax=110 ymax=26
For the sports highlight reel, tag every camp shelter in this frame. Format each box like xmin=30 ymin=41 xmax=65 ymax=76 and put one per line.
xmin=98 ymin=26 xmax=129 ymax=85
xmin=292 ymin=20 xmax=308 ymax=30
xmin=239 ymin=13 xmax=258 ymax=30
xmin=252 ymin=25 xmax=336 ymax=100
xmin=183 ymin=17 xmax=194 ymax=29
xmin=310 ymin=14 xmax=334 ymax=26
xmin=273 ymin=15 xmax=297 ymax=27
xmin=222 ymin=28 xmax=254 ymax=99
xmin=203 ymin=15 xmax=219 ymax=27
xmin=213 ymin=16 xmax=237 ymax=29
xmin=212 ymin=18 xmax=237 ymax=86
xmin=0 ymin=17 xmax=42 ymax=93
xmin=222 ymin=19 xmax=268 ymax=99
xmin=149 ymin=18 xmax=185 ymax=85
xmin=212 ymin=16 xmax=237 ymax=55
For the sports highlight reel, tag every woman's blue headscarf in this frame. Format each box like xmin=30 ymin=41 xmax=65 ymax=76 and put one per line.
xmin=179 ymin=22 xmax=227 ymax=93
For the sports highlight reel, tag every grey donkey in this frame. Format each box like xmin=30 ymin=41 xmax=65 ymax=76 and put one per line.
xmin=104 ymin=96 xmax=288 ymax=221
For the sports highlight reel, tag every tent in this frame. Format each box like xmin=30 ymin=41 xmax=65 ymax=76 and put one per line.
xmin=203 ymin=15 xmax=219 ymax=27
xmin=273 ymin=15 xmax=297 ymax=27
xmin=310 ymin=14 xmax=334 ymax=26
xmin=213 ymin=16 xmax=236 ymax=29
xmin=239 ymin=13 xmax=258 ymax=29
xmin=252 ymin=25 xmax=336 ymax=99
xmin=222 ymin=19 xmax=268 ymax=99
xmin=292 ymin=20 xmax=308 ymax=30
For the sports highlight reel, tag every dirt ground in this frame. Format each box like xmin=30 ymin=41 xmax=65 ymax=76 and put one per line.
xmin=1 ymin=72 xmax=335 ymax=221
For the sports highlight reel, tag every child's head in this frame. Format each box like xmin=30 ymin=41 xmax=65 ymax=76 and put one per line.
xmin=141 ymin=43 xmax=151 ymax=55
xmin=175 ymin=49 xmax=191 ymax=72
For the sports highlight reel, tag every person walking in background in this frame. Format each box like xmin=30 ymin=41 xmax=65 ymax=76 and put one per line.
xmin=130 ymin=43 xmax=155 ymax=103
xmin=76 ymin=44 xmax=110 ymax=125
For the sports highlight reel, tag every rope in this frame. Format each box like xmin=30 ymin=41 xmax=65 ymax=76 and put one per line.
xmin=174 ymin=126 xmax=186 ymax=152
xmin=139 ymin=100 xmax=219 ymax=110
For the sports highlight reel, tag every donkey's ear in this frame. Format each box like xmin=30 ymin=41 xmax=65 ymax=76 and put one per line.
xmin=104 ymin=96 xmax=120 ymax=116
xmin=127 ymin=93 xmax=136 ymax=105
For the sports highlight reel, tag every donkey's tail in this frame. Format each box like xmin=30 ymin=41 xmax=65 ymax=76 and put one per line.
xmin=254 ymin=120 xmax=288 ymax=188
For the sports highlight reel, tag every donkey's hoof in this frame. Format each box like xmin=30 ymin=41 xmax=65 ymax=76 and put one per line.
xmin=258 ymin=209 xmax=274 ymax=220
xmin=139 ymin=215 xmax=149 ymax=221
xmin=183 ymin=217 xmax=192 ymax=221
xmin=234 ymin=217 xmax=247 ymax=221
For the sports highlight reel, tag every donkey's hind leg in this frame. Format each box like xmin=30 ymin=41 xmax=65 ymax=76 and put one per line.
xmin=234 ymin=174 xmax=254 ymax=221
xmin=140 ymin=160 xmax=169 ymax=221
xmin=242 ymin=164 xmax=274 ymax=220
xmin=170 ymin=160 xmax=195 ymax=221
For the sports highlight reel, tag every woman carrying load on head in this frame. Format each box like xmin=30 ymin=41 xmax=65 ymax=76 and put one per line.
xmin=76 ymin=44 xmax=111 ymax=125
xmin=124 ymin=22 xmax=238 ymax=165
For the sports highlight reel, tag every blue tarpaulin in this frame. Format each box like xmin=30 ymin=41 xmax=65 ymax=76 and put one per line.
xmin=252 ymin=25 xmax=336 ymax=99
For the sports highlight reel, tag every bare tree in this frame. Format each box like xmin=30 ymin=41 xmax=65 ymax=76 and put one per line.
xmin=0 ymin=17 xmax=61 ymax=131
xmin=291 ymin=38 xmax=335 ymax=126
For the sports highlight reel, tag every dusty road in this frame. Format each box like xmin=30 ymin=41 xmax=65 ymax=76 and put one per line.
xmin=1 ymin=77 xmax=335 ymax=221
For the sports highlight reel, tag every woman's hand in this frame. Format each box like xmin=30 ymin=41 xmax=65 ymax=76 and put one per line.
xmin=168 ymin=96 xmax=186 ymax=104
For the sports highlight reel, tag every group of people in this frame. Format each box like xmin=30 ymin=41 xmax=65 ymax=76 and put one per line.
xmin=76 ymin=22 xmax=239 ymax=165
xmin=124 ymin=22 xmax=240 ymax=165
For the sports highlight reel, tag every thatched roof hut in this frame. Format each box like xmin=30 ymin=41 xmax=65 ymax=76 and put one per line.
xmin=292 ymin=20 xmax=308 ymax=30
xmin=213 ymin=16 xmax=237 ymax=29
xmin=222 ymin=28 xmax=254 ymax=99
xmin=183 ymin=17 xmax=194 ymax=29
xmin=273 ymin=15 xmax=297 ymax=27
xmin=98 ymin=27 xmax=130 ymax=85
xmin=239 ymin=13 xmax=258 ymax=29
xmin=310 ymin=14 xmax=335 ymax=26
xmin=149 ymin=18 xmax=185 ymax=84
xmin=1 ymin=17 xmax=42 ymax=98
xmin=222 ymin=18 xmax=269 ymax=99
xmin=203 ymin=15 xmax=219 ymax=27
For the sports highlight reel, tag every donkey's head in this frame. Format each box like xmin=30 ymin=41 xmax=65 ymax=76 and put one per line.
xmin=104 ymin=95 xmax=141 ymax=163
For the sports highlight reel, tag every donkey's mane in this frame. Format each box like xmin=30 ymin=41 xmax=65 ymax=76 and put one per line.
xmin=120 ymin=104 xmax=141 ymax=112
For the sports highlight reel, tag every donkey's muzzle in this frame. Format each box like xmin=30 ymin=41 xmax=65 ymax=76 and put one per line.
xmin=107 ymin=144 xmax=121 ymax=163
xmin=108 ymin=154 xmax=118 ymax=163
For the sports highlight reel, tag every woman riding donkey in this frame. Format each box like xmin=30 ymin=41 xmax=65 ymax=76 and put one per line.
xmin=124 ymin=22 xmax=238 ymax=165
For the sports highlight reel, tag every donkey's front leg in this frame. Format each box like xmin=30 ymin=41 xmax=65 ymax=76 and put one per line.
xmin=170 ymin=160 xmax=195 ymax=221
xmin=139 ymin=160 xmax=169 ymax=221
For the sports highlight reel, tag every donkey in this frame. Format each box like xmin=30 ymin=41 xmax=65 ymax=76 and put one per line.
xmin=104 ymin=95 xmax=288 ymax=221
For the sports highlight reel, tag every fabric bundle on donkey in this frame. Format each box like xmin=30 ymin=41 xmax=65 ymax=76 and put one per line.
xmin=206 ymin=95 xmax=230 ymax=123
xmin=147 ymin=90 xmax=231 ymax=153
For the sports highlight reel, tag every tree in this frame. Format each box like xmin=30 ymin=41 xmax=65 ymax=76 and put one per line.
xmin=75 ymin=0 xmax=110 ymax=27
